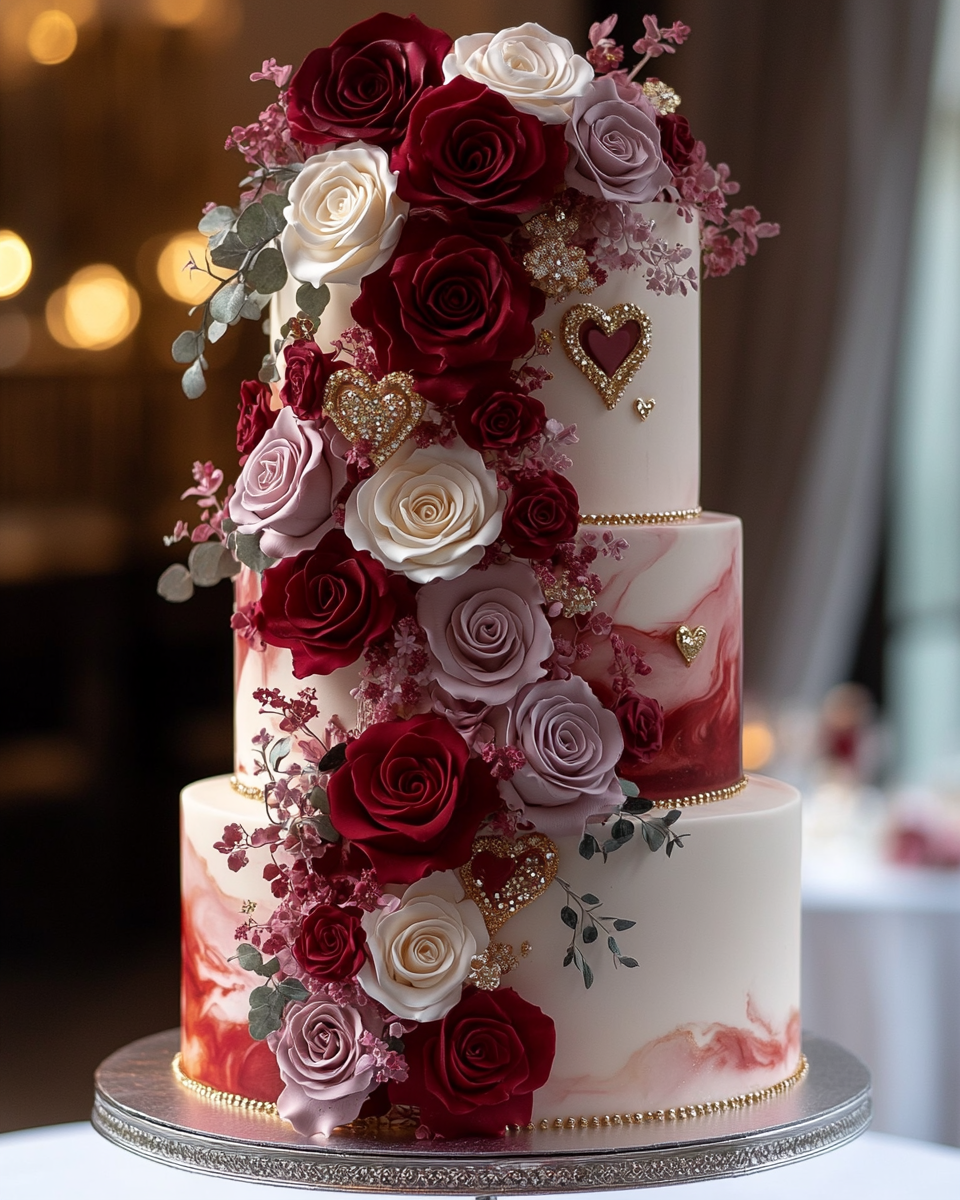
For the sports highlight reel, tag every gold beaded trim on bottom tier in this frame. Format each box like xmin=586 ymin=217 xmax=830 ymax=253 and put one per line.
xmin=649 ymin=775 xmax=749 ymax=809
xmin=172 ymin=1051 xmax=808 ymax=1136
xmin=580 ymin=506 xmax=702 ymax=526
xmin=230 ymin=774 xmax=264 ymax=801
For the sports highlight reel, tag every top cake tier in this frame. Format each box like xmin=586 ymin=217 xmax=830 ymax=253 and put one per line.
xmin=269 ymin=201 xmax=700 ymax=518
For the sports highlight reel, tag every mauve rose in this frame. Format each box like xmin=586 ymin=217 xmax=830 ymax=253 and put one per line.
xmin=657 ymin=113 xmax=698 ymax=174
xmin=237 ymin=379 xmax=277 ymax=458
xmin=352 ymin=209 xmax=544 ymax=403
xmin=417 ymin=561 xmax=553 ymax=705
xmin=430 ymin=684 xmax=494 ymax=751
xmin=496 ymin=676 xmax=623 ymax=836
xmin=270 ymin=999 xmax=381 ymax=1137
xmin=256 ymin=530 xmax=410 ymax=677
xmin=228 ymin=407 xmax=347 ymax=560
xmin=393 ymin=75 xmax=567 ymax=213
xmin=287 ymin=14 xmax=451 ymax=149
xmin=390 ymin=987 xmax=555 ymax=1137
xmin=501 ymin=470 xmax=579 ymax=560
xmin=280 ymin=340 xmax=344 ymax=421
xmin=326 ymin=714 xmax=500 ymax=885
xmin=293 ymin=904 xmax=367 ymax=983
xmin=614 ymin=690 xmax=664 ymax=771
xmin=454 ymin=387 xmax=546 ymax=452
xmin=564 ymin=74 xmax=672 ymax=203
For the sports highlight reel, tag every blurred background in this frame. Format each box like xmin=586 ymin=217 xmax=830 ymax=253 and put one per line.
xmin=0 ymin=0 xmax=957 ymax=1146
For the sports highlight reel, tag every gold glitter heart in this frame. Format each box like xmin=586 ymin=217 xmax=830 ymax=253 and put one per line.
xmin=322 ymin=368 xmax=426 ymax=468
xmin=459 ymin=834 xmax=558 ymax=935
xmin=676 ymin=624 xmax=707 ymax=666
xmin=635 ymin=397 xmax=656 ymax=422
xmin=561 ymin=302 xmax=653 ymax=410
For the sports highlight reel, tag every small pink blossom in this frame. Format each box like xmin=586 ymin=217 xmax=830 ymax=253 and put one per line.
xmin=250 ymin=58 xmax=292 ymax=88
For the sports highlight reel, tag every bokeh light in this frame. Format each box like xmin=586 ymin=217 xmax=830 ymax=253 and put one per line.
xmin=147 ymin=0 xmax=208 ymax=28
xmin=0 ymin=230 xmax=32 ymax=298
xmin=27 ymin=9 xmax=77 ymax=65
xmin=155 ymin=231 xmax=217 ymax=303
xmin=742 ymin=721 xmax=776 ymax=772
xmin=46 ymin=264 xmax=140 ymax=350
xmin=0 ymin=309 xmax=31 ymax=369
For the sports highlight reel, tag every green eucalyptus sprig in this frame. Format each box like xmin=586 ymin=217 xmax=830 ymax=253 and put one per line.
xmin=558 ymin=878 xmax=637 ymax=989
xmin=234 ymin=942 xmax=310 ymax=1040
xmin=578 ymin=778 xmax=688 ymax=862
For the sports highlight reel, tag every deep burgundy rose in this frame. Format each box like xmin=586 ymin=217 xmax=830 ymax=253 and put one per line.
xmin=390 ymin=987 xmax=555 ymax=1137
xmin=237 ymin=379 xmax=277 ymax=458
xmin=352 ymin=209 xmax=544 ymax=403
xmin=281 ymin=340 xmax=344 ymax=421
xmin=393 ymin=75 xmax=567 ymax=213
xmin=256 ymin=529 xmax=410 ymax=677
xmin=287 ymin=14 xmax=451 ymax=149
xmin=292 ymin=904 xmax=367 ymax=982
xmin=326 ymin=715 xmax=500 ymax=885
xmin=657 ymin=113 xmax=698 ymax=175
xmin=454 ymin=388 xmax=546 ymax=452
xmin=501 ymin=471 xmax=580 ymax=559
xmin=613 ymin=690 xmax=665 ymax=772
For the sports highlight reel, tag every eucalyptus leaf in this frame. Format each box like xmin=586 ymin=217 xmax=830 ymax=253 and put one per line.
xmin=307 ymin=786 xmax=329 ymax=814
xmin=560 ymin=905 xmax=578 ymax=929
xmin=258 ymin=359 xmax=279 ymax=384
xmin=662 ymin=809 xmax=682 ymax=825
xmin=277 ymin=978 xmax=310 ymax=1002
xmin=622 ymin=796 xmax=655 ymax=815
xmin=181 ymin=358 xmax=206 ymax=399
xmin=237 ymin=202 xmax=270 ymax=248
xmin=209 ymin=282 xmax=247 ymax=324
xmin=247 ymin=247 xmax=287 ymax=294
xmin=618 ymin=778 xmax=640 ymax=798
xmin=248 ymin=984 xmax=275 ymax=1007
xmin=268 ymin=735 xmax=292 ymax=771
xmin=613 ymin=919 xmax=636 ymax=931
xmin=578 ymin=833 xmax=598 ymax=861
xmin=221 ymin=517 xmax=237 ymax=533
xmin=318 ymin=743 xmax=347 ymax=773
xmin=188 ymin=541 xmax=232 ymax=587
xmin=581 ymin=960 xmax=594 ymax=989
xmin=240 ymin=293 xmax=268 ymax=320
xmin=233 ymin=531 xmax=277 ymax=574
xmin=236 ymin=943 xmax=264 ymax=972
xmin=207 ymin=320 xmax=228 ymax=343
xmin=295 ymin=282 xmax=330 ymax=319
xmin=640 ymin=822 xmax=666 ymax=852
xmin=581 ymin=893 xmax=600 ymax=906
xmin=312 ymin=813 xmax=341 ymax=843
xmin=260 ymin=192 xmax=288 ymax=233
xmin=198 ymin=205 xmax=236 ymax=235
xmin=260 ymin=957 xmax=280 ymax=978
xmin=563 ymin=948 xmax=574 ymax=967
xmin=607 ymin=936 xmax=621 ymax=956
xmin=249 ymin=1004 xmax=283 ymax=1041
xmin=209 ymin=230 xmax=248 ymax=269
xmin=157 ymin=563 xmax=194 ymax=603
xmin=618 ymin=957 xmax=639 ymax=968
xmin=171 ymin=329 xmax=204 ymax=363
xmin=581 ymin=924 xmax=598 ymax=944
xmin=611 ymin=819 xmax=633 ymax=842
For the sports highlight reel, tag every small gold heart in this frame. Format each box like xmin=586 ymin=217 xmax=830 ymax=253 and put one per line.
xmin=635 ymin=397 xmax=656 ymax=422
xmin=560 ymin=302 xmax=653 ymax=410
xmin=322 ymin=368 xmax=426 ymax=468
xmin=676 ymin=624 xmax=707 ymax=666
xmin=458 ymin=834 xmax=559 ymax=935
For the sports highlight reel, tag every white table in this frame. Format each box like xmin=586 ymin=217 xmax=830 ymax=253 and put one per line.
xmin=802 ymin=852 xmax=960 ymax=1145
xmin=3 ymin=1122 xmax=960 ymax=1199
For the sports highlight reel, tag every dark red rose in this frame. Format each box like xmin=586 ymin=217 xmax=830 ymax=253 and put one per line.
xmin=614 ymin=690 xmax=665 ymax=771
xmin=352 ymin=209 xmax=544 ymax=403
xmin=326 ymin=715 xmax=499 ymax=885
xmin=280 ymin=339 xmax=343 ymax=421
xmin=393 ymin=76 xmax=567 ymax=213
xmin=501 ymin=471 xmax=580 ymax=559
xmin=237 ymin=379 xmax=277 ymax=458
xmin=287 ymin=14 xmax=451 ymax=149
xmin=454 ymin=388 xmax=547 ymax=452
xmin=292 ymin=904 xmax=367 ymax=982
xmin=390 ymin=987 xmax=555 ymax=1137
xmin=256 ymin=530 xmax=410 ymax=677
xmin=656 ymin=113 xmax=698 ymax=174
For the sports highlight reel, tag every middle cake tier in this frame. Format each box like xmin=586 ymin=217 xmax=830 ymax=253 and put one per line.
xmin=234 ymin=512 xmax=743 ymax=802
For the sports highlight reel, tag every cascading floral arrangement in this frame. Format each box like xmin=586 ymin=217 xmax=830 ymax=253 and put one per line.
xmin=162 ymin=13 xmax=772 ymax=1140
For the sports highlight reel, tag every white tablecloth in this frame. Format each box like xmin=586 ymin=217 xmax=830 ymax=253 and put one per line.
xmin=802 ymin=854 xmax=960 ymax=1145
xmin=3 ymin=1123 xmax=960 ymax=1199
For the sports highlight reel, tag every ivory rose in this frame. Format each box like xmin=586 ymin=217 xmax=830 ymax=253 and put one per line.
xmin=443 ymin=23 xmax=593 ymax=123
xmin=281 ymin=144 xmax=408 ymax=287
xmin=417 ymin=561 xmax=553 ymax=704
xmin=343 ymin=440 xmax=505 ymax=583
xmin=358 ymin=872 xmax=489 ymax=1022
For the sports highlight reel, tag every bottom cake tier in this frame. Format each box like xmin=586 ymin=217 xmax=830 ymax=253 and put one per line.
xmin=180 ymin=773 xmax=801 ymax=1129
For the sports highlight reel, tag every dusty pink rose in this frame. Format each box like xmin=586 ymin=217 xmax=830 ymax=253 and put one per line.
xmin=564 ymin=74 xmax=672 ymax=203
xmin=417 ymin=561 xmax=553 ymax=705
xmin=495 ymin=676 xmax=623 ymax=836
xmin=269 ymin=999 xmax=382 ymax=1138
xmin=228 ymin=407 xmax=346 ymax=560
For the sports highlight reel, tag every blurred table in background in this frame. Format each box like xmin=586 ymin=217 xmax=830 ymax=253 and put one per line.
xmin=802 ymin=848 xmax=960 ymax=1146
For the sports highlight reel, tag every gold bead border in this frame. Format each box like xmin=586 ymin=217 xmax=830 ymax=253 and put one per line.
xmin=506 ymin=1054 xmax=809 ymax=1134
xmin=647 ymin=775 xmax=749 ymax=810
xmin=172 ymin=1053 xmax=278 ymax=1115
xmin=580 ymin=507 xmax=702 ymax=526
xmin=230 ymin=774 xmax=264 ymax=801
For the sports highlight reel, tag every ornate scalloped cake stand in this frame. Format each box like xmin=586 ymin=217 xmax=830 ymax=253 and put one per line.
xmin=92 ymin=1029 xmax=870 ymax=1192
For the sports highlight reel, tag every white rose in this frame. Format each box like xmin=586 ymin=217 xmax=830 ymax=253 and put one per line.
xmin=281 ymin=144 xmax=408 ymax=287
xmin=358 ymin=873 xmax=489 ymax=1022
xmin=443 ymin=23 xmax=593 ymax=124
xmin=344 ymin=440 xmax=505 ymax=583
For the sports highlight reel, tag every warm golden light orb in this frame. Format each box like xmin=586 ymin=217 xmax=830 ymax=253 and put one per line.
xmin=0 ymin=230 xmax=33 ymax=298
xmin=156 ymin=231 xmax=217 ymax=303
xmin=46 ymin=264 xmax=140 ymax=350
xmin=27 ymin=10 xmax=78 ymax=65
xmin=147 ymin=0 xmax=208 ymax=28
xmin=742 ymin=721 xmax=775 ymax=772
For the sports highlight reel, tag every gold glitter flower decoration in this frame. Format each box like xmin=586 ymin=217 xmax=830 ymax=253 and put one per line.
xmin=522 ymin=204 xmax=597 ymax=301
xmin=642 ymin=79 xmax=681 ymax=115
xmin=468 ymin=941 xmax=531 ymax=990
xmin=541 ymin=569 xmax=597 ymax=618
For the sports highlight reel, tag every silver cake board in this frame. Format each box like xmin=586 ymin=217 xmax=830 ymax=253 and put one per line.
xmin=92 ymin=1029 xmax=870 ymax=1192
